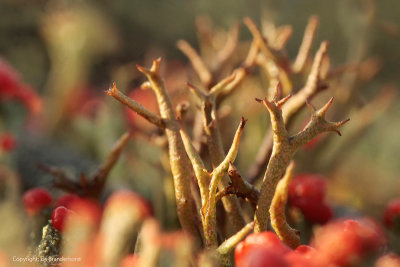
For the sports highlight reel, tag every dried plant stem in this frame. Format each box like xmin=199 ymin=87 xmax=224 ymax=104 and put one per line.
xmin=270 ymin=161 xmax=300 ymax=248
xmin=254 ymin=85 xmax=349 ymax=232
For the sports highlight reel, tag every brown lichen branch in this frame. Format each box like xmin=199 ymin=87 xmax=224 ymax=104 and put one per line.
xmin=38 ymin=132 xmax=132 ymax=198
xmin=292 ymin=15 xmax=319 ymax=73
xmin=106 ymin=82 xmax=165 ymax=128
xmin=109 ymin=58 xmax=202 ymax=244
xmin=270 ymin=161 xmax=300 ymax=249
xmin=246 ymin=41 xmax=329 ymax=184
xmin=254 ymin=84 xmax=349 ymax=232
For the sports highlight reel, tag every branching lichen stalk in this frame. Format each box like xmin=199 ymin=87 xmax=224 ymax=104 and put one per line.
xmin=254 ymin=85 xmax=349 ymax=232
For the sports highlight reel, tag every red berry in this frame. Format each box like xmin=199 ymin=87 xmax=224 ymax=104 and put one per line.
xmin=375 ymin=253 xmax=400 ymax=267
xmin=289 ymin=174 xmax=326 ymax=203
xmin=235 ymin=232 xmax=291 ymax=267
xmin=236 ymin=247 xmax=289 ymax=267
xmin=51 ymin=206 xmax=73 ymax=232
xmin=311 ymin=218 xmax=385 ymax=266
xmin=55 ymin=193 xmax=80 ymax=209
xmin=285 ymin=245 xmax=320 ymax=267
xmin=1 ymin=133 xmax=17 ymax=152
xmin=383 ymin=198 xmax=400 ymax=228
xmin=23 ymin=187 xmax=52 ymax=215
xmin=293 ymin=199 xmax=333 ymax=224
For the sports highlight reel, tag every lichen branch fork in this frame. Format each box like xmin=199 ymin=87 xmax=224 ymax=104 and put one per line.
xmin=254 ymin=84 xmax=349 ymax=232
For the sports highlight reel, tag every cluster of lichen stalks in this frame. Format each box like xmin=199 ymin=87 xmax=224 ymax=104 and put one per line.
xmin=104 ymin=16 xmax=350 ymax=265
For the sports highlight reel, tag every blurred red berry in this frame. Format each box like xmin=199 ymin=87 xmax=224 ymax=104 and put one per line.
xmin=311 ymin=218 xmax=385 ymax=267
xmin=120 ymin=254 xmax=140 ymax=267
xmin=289 ymin=174 xmax=326 ymax=202
xmin=51 ymin=206 xmax=73 ymax=232
xmin=1 ymin=133 xmax=17 ymax=152
xmin=288 ymin=174 xmax=333 ymax=224
xmin=236 ymin=247 xmax=290 ymax=267
xmin=383 ymin=198 xmax=400 ymax=228
xmin=23 ymin=187 xmax=52 ymax=215
xmin=375 ymin=253 xmax=400 ymax=267
xmin=285 ymin=245 xmax=320 ymax=267
xmin=235 ymin=231 xmax=291 ymax=267
xmin=54 ymin=193 xmax=80 ymax=209
xmin=293 ymin=199 xmax=333 ymax=224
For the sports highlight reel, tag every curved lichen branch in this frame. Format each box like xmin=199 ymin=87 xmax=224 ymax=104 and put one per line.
xmin=292 ymin=15 xmax=319 ymax=73
xmin=254 ymin=85 xmax=349 ymax=232
xmin=106 ymin=82 xmax=165 ymax=128
xmin=270 ymin=161 xmax=300 ymax=249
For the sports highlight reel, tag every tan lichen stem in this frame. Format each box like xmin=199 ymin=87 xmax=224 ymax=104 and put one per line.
xmin=292 ymin=15 xmax=319 ymax=73
xmin=270 ymin=161 xmax=300 ymax=248
xmin=203 ymin=118 xmax=246 ymax=248
xmin=134 ymin=58 xmax=201 ymax=244
xmin=254 ymin=85 xmax=349 ymax=232
xmin=217 ymin=221 xmax=254 ymax=255
xmin=106 ymin=82 xmax=165 ymax=128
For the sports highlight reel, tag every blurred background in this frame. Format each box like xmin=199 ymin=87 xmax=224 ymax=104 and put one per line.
xmin=0 ymin=0 xmax=399 ymax=240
